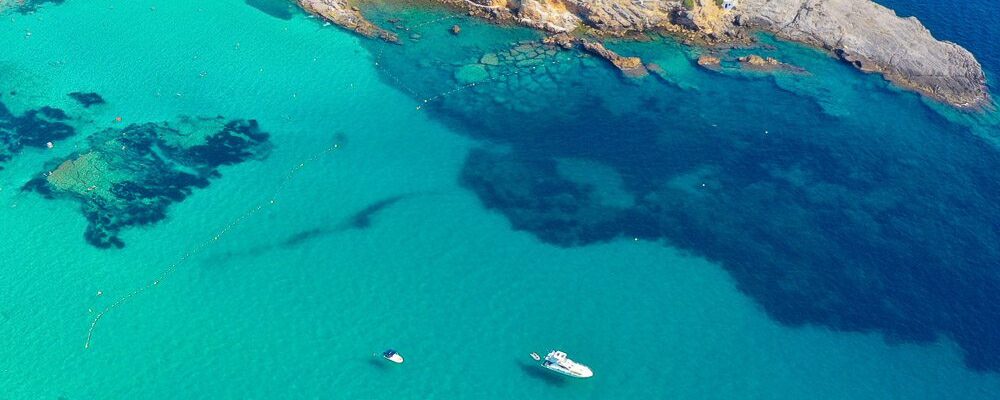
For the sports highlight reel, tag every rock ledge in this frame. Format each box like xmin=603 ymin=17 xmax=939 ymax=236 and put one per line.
xmin=297 ymin=0 xmax=991 ymax=109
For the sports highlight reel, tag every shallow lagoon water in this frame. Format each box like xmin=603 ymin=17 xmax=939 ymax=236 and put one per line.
xmin=1 ymin=0 xmax=1000 ymax=398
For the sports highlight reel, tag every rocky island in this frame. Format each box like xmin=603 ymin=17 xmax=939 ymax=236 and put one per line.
xmin=297 ymin=0 xmax=990 ymax=109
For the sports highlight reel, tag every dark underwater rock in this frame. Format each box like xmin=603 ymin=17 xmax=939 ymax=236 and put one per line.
xmin=68 ymin=92 xmax=106 ymax=108
xmin=8 ymin=0 xmax=66 ymax=14
xmin=461 ymin=150 xmax=626 ymax=247
xmin=23 ymin=116 xmax=271 ymax=249
xmin=346 ymin=195 xmax=406 ymax=229
xmin=0 ymin=98 xmax=75 ymax=169
xmin=460 ymin=143 xmax=1000 ymax=373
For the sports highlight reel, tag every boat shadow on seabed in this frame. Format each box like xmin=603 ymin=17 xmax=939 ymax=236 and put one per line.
xmin=517 ymin=361 xmax=569 ymax=387
xmin=368 ymin=357 xmax=392 ymax=371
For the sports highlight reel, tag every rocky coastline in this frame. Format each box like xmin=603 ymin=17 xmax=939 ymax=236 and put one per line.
xmin=296 ymin=0 xmax=991 ymax=109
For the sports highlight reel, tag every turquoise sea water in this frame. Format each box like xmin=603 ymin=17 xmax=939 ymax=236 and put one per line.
xmin=1 ymin=0 xmax=999 ymax=398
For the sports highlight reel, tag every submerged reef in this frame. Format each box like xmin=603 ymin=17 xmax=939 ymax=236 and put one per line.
xmin=358 ymin=21 xmax=1000 ymax=371
xmin=463 ymin=138 xmax=1000 ymax=372
xmin=0 ymin=0 xmax=66 ymax=14
xmin=461 ymin=135 xmax=1000 ymax=373
xmin=68 ymin=91 xmax=106 ymax=108
xmin=23 ymin=116 xmax=271 ymax=249
xmin=0 ymin=97 xmax=75 ymax=169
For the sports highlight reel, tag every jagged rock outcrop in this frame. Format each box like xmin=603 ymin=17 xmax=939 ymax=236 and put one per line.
xmin=737 ymin=54 xmax=805 ymax=73
xmin=515 ymin=0 xmax=582 ymax=32
xmin=299 ymin=0 xmax=992 ymax=109
xmin=539 ymin=33 xmax=649 ymax=77
xmin=739 ymin=54 xmax=776 ymax=66
xmin=735 ymin=0 xmax=989 ymax=108
xmin=297 ymin=0 xmax=398 ymax=42
xmin=698 ymin=54 xmax=722 ymax=68
xmin=580 ymin=39 xmax=649 ymax=77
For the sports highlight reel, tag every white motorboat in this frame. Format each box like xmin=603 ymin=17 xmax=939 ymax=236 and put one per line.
xmin=535 ymin=350 xmax=593 ymax=378
xmin=381 ymin=349 xmax=404 ymax=364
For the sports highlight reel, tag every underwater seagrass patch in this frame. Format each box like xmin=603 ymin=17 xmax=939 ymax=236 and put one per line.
xmin=0 ymin=97 xmax=75 ymax=169
xmin=22 ymin=116 xmax=271 ymax=249
xmin=68 ymin=91 xmax=106 ymax=108
xmin=1 ymin=0 xmax=66 ymax=14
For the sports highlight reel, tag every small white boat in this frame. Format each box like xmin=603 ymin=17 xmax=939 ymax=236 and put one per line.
xmin=381 ymin=349 xmax=404 ymax=364
xmin=537 ymin=350 xmax=593 ymax=378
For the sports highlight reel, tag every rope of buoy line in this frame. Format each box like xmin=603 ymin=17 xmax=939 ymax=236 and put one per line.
xmin=84 ymin=142 xmax=342 ymax=349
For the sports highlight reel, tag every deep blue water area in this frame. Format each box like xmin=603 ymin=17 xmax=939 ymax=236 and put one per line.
xmin=3 ymin=0 xmax=1000 ymax=397
xmin=873 ymin=0 xmax=999 ymax=87
xmin=361 ymin=4 xmax=1000 ymax=373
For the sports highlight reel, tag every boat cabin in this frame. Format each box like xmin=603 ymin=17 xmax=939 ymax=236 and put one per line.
xmin=545 ymin=351 xmax=574 ymax=367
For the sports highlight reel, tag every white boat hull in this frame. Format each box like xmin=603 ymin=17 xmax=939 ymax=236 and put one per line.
xmin=538 ymin=350 xmax=593 ymax=378
xmin=381 ymin=350 xmax=404 ymax=364
xmin=542 ymin=362 xmax=593 ymax=378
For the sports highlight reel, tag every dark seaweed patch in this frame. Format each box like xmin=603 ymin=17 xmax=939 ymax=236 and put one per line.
xmin=281 ymin=228 xmax=327 ymax=247
xmin=346 ymin=195 xmax=406 ymax=229
xmin=201 ymin=189 xmax=403 ymax=263
xmin=458 ymin=112 xmax=1000 ymax=372
xmin=461 ymin=151 xmax=620 ymax=246
xmin=0 ymin=98 xmax=75 ymax=169
xmin=68 ymin=92 xmax=106 ymax=108
xmin=183 ymin=119 xmax=272 ymax=167
xmin=8 ymin=0 xmax=66 ymax=14
xmin=366 ymin=34 xmax=1000 ymax=373
xmin=21 ymin=177 xmax=54 ymax=198
xmin=23 ymin=117 xmax=271 ymax=249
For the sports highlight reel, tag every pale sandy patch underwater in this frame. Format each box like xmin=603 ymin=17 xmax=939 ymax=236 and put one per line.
xmin=1 ymin=0 xmax=999 ymax=398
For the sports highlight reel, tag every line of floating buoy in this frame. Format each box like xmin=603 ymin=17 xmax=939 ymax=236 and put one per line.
xmin=83 ymin=142 xmax=342 ymax=350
